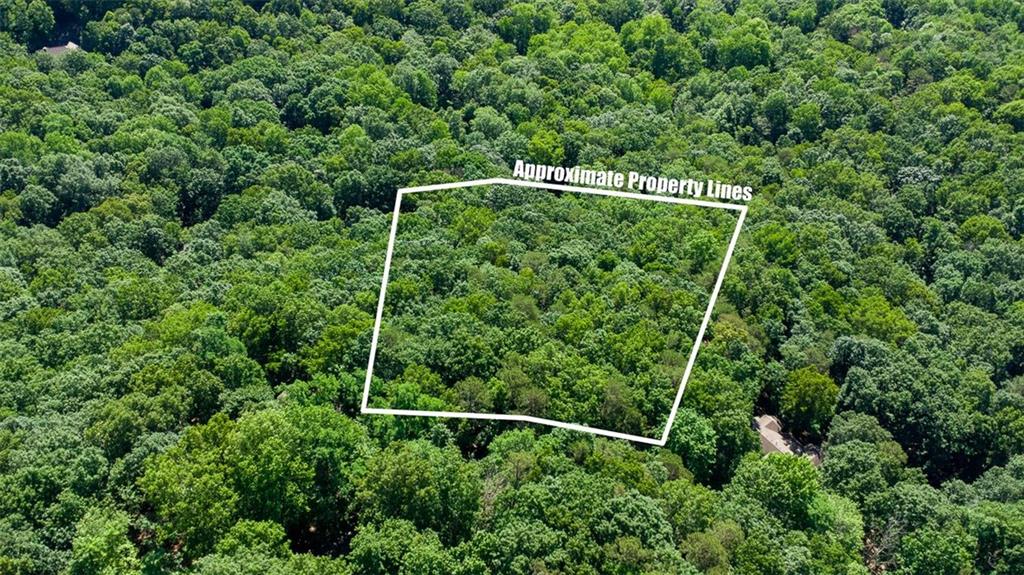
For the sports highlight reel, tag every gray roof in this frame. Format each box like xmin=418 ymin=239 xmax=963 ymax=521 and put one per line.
xmin=40 ymin=42 xmax=80 ymax=56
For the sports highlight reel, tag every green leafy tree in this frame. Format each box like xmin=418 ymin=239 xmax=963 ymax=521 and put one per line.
xmin=728 ymin=453 xmax=822 ymax=530
xmin=139 ymin=414 xmax=240 ymax=560
xmin=0 ymin=0 xmax=54 ymax=48
xmin=719 ymin=18 xmax=772 ymax=69
xmin=781 ymin=367 xmax=839 ymax=439
xmin=666 ymin=408 xmax=718 ymax=483
xmin=527 ymin=128 xmax=564 ymax=165
xmin=497 ymin=4 xmax=552 ymax=54
xmin=67 ymin=508 xmax=141 ymax=575
xmin=349 ymin=519 xmax=456 ymax=575
xmin=896 ymin=525 xmax=976 ymax=575
xmin=355 ymin=440 xmax=480 ymax=544
xmin=620 ymin=14 xmax=701 ymax=80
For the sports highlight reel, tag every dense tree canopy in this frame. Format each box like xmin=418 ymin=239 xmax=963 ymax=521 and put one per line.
xmin=368 ymin=186 xmax=737 ymax=437
xmin=0 ymin=0 xmax=1022 ymax=573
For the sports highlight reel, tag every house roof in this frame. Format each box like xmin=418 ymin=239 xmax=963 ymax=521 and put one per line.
xmin=40 ymin=42 xmax=80 ymax=56
xmin=753 ymin=414 xmax=821 ymax=466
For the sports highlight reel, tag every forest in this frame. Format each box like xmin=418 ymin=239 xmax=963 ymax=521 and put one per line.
xmin=0 ymin=0 xmax=1022 ymax=573
xmin=368 ymin=184 xmax=740 ymax=439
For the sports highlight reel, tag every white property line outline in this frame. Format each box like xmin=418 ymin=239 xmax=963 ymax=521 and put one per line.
xmin=361 ymin=177 xmax=748 ymax=446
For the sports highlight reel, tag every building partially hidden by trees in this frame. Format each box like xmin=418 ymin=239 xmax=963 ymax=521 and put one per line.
xmin=754 ymin=415 xmax=821 ymax=466
xmin=39 ymin=40 xmax=78 ymax=55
